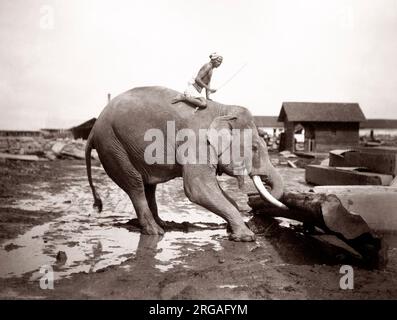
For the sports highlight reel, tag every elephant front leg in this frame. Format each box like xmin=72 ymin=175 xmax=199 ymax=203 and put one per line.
xmin=183 ymin=166 xmax=255 ymax=242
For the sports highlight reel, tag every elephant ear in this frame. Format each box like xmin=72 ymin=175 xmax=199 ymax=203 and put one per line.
xmin=207 ymin=115 xmax=237 ymax=157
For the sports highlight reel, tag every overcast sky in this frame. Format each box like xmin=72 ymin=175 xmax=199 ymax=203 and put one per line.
xmin=1 ymin=0 xmax=397 ymax=130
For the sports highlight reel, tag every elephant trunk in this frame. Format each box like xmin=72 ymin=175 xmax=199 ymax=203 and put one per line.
xmin=251 ymin=160 xmax=288 ymax=210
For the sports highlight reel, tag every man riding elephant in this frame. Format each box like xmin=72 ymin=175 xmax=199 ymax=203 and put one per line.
xmin=172 ymin=53 xmax=223 ymax=109
xmin=85 ymin=86 xmax=287 ymax=242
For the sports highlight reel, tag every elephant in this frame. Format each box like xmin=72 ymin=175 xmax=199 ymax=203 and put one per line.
xmin=85 ymin=86 xmax=287 ymax=242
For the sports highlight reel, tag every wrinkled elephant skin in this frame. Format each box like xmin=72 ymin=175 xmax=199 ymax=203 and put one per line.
xmin=85 ymin=86 xmax=286 ymax=242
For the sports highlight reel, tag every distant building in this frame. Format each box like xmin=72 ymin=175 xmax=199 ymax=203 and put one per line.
xmin=0 ymin=130 xmax=42 ymax=138
xmin=278 ymin=102 xmax=366 ymax=153
xmin=0 ymin=131 xmax=43 ymax=154
xmin=360 ymin=119 xmax=397 ymax=137
xmin=253 ymin=116 xmax=284 ymax=136
xmin=70 ymin=118 xmax=96 ymax=140
xmin=41 ymin=128 xmax=73 ymax=139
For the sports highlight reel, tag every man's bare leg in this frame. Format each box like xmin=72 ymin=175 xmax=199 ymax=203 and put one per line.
xmin=171 ymin=94 xmax=207 ymax=109
xmin=171 ymin=93 xmax=184 ymax=104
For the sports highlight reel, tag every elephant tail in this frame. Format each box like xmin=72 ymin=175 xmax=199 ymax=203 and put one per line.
xmin=85 ymin=129 xmax=103 ymax=212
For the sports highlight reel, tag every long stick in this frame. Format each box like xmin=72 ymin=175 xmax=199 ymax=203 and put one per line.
xmin=216 ymin=63 xmax=248 ymax=90
xmin=194 ymin=63 xmax=247 ymax=114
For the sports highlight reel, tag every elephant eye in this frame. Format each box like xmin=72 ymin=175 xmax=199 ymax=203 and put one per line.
xmin=252 ymin=145 xmax=258 ymax=151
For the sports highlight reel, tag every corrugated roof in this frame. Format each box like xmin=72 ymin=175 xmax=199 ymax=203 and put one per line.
xmin=253 ymin=116 xmax=283 ymax=128
xmin=278 ymin=102 xmax=366 ymax=122
xmin=70 ymin=118 xmax=97 ymax=130
xmin=360 ymin=119 xmax=397 ymax=129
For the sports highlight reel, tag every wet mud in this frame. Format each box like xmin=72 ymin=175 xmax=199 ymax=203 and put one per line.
xmin=0 ymin=159 xmax=397 ymax=299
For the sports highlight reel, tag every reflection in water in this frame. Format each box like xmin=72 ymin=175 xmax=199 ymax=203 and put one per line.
xmin=0 ymin=173 xmax=236 ymax=280
xmin=155 ymin=229 xmax=224 ymax=271
xmin=1 ymin=165 xmax=396 ymax=281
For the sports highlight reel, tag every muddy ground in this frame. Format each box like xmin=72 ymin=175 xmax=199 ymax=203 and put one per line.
xmin=0 ymin=157 xmax=396 ymax=299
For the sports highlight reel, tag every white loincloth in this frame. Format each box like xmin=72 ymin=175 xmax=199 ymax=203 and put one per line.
xmin=184 ymin=80 xmax=204 ymax=99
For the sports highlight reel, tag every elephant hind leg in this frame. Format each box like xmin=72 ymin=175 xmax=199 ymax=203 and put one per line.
xmin=99 ymin=143 xmax=164 ymax=235
xmin=144 ymin=184 xmax=167 ymax=228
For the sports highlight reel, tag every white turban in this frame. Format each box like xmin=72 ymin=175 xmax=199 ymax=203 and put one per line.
xmin=209 ymin=53 xmax=223 ymax=62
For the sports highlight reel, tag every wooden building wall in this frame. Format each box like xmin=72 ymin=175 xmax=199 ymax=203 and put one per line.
xmin=304 ymin=122 xmax=359 ymax=152
xmin=282 ymin=121 xmax=296 ymax=151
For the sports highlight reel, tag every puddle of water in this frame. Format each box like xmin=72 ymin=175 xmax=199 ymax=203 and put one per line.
xmin=0 ymin=170 xmax=233 ymax=280
xmin=218 ymin=284 xmax=247 ymax=289
xmin=2 ymin=163 xmax=397 ymax=282
xmin=155 ymin=229 xmax=225 ymax=272
xmin=0 ymin=207 xmax=141 ymax=280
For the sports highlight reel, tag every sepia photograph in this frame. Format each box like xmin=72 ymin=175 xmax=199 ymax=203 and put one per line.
xmin=0 ymin=0 xmax=397 ymax=311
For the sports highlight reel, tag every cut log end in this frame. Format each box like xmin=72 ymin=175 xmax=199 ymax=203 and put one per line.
xmin=247 ymin=191 xmax=387 ymax=269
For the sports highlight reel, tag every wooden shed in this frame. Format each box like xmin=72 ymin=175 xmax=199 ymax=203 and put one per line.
xmin=278 ymin=102 xmax=366 ymax=153
xmin=253 ymin=116 xmax=284 ymax=137
xmin=70 ymin=118 xmax=96 ymax=140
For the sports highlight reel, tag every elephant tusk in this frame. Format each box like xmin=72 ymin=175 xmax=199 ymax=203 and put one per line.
xmin=252 ymin=175 xmax=288 ymax=210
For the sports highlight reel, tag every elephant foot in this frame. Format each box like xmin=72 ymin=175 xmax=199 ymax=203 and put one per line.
xmin=141 ymin=222 xmax=165 ymax=236
xmin=154 ymin=217 xmax=167 ymax=229
xmin=229 ymin=226 xmax=256 ymax=242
